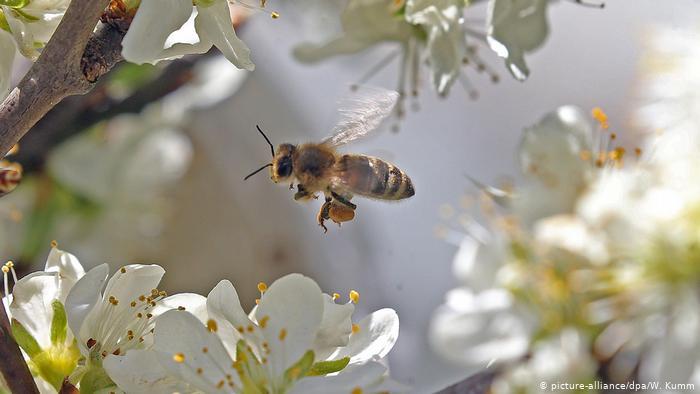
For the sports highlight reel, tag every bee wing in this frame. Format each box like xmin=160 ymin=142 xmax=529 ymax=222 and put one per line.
xmin=321 ymin=87 xmax=399 ymax=147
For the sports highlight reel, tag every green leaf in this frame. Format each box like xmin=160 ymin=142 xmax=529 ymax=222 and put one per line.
xmin=306 ymin=357 xmax=350 ymax=376
xmin=284 ymin=350 xmax=314 ymax=383
xmin=0 ymin=0 xmax=29 ymax=8
xmin=10 ymin=319 xmax=41 ymax=358
xmin=50 ymin=300 xmax=68 ymax=345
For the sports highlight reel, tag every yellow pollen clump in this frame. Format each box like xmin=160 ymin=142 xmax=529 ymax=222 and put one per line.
xmin=351 ymin=387 xmax=363 ymax=394
xmin=173 ymin=353 xmax=186 ymax=363
xmin=332 ymin=293 xmax=340 ymax=301
xmin=352 ymin=324 xmax=360 ymax=334
xmin=50 ymin=240 xmax=58 ymax=248
xmin=207 ymin=319 xmax=218 ymax=332
xmin=591 ymin=107 xmax=609 ymax=129
xmin=279 ymin=328 xmax=287 ymax=341
xmin=349 ymin=290 xmax=360 ymax=304
xmin=257 ymin=282 xmax=268 ymax=293
xmin=259 ymin=315 xmax=270 ymax=328
xmin=271 ymin=11 xmax=279 ymax=19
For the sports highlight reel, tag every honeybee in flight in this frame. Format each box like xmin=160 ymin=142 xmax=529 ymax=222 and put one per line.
xmin=244 ymin=88 xmax=415 ymax=232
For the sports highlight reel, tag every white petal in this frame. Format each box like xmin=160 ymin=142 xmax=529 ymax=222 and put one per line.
xmin=65 ymin=263 xmax=109 ymax=352
xmin=102 ymin=264 xmax=165 ymax=309
xmin=206 ymin=280 xmax=251 ymax=356
xmin=314 ymin=294 xmax=354 ymax=360
xmin=429 ymin=289 xmax=531 ymax=367
xmin=0 ymin=29 xmax=15 ymax=99
xmin=9 ymin=272 xmax=61 ymax=348
xmin=154 ymin=310 xmax=238 ymax=392
xmin=121 ymin=0 xmax=194 ymax=64
xmin=486 ymin=0 xmax=549 ymax=81
xmin=103 ymin=350 xmax=189 ymax=394
xmin=195 ymin=1 xmax=254 ymax=70
xmin=333 ymin=308 xmax=399 ymax=364
xmin=156 ymin=293 xmax=207 ymax=321
xmin=255 ymin=273 xmax=324 ymax=378
xmin=43 ymin=247 xmax=85 ymax=300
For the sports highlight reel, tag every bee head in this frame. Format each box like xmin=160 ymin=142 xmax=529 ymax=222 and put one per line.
xmin=271 ymin=144 xmax=296 ymax=183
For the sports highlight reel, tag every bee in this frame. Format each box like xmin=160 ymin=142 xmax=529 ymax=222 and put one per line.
xmin=244 ymin=88 xmax=415 ymax=232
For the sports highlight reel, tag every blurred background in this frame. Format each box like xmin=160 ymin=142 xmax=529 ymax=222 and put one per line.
xmin=4 ymin=0 xmax=700 ymax=392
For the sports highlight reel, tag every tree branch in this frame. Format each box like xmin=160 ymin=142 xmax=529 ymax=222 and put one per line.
xmin=0 ymin=0 xmax=119 ymax=159
xmin=434 ymin=370 xmax=497 ymax=394
xmin=0 ymin=304 xmax=38 ymax=394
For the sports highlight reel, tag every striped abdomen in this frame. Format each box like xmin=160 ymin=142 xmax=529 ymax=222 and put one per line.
xmin=335 ymin=154 xmax=414 ymax=200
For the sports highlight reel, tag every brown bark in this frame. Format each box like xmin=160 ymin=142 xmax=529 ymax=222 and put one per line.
xmin=0 ymin=304 xmax=38 ymax=394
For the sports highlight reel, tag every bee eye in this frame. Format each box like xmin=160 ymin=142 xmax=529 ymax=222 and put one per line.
xmin=276 ymin=157 xmax=293 ymax=178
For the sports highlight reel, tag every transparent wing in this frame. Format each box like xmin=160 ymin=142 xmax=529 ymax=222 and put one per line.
xmin=321 ymin=87 xmax=399 ymax=147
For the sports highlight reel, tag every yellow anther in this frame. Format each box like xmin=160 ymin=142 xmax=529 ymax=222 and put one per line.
xmin=257 ymin=282 xmax=268 ymax=293
xmin=202 ymin=347 xmax=208 ymax=353
xmin=1 ymin=266 xmax=8 ymax=273
xmin=255 ymin=298 xmax=260 ymax=305
xmin=207 ymin=319 xmax=218 ymax=332
xmin=351 ymin=387 xmax=363 ymax=394
xmin=120 ymin=267 xmax=127 ymax=274
xmin=173 ymin=353 xmax=185 ymax=363
xmin=50 ymin=240 xmax=58 ymax=248
xmin=349 ymin=290 xmax=360 ymax=304
xmin=259 ymin=315 xmax=269 ymax=329
xmin=635 ymin=147 xmax=642 ymax=156
xmin=151 ymin=289 xmax=159 ymax=296
xmin=5 ymin=261 xmax=13 ymax=269
xmin=591 ymin=107 xmax=609 ymax=129
xmin=332 ymin=293 xmax=340 ymax=301
xmin=196 ymin=367 xmax=203 ymax=375
xmin=246 ymin=324 xmax=254 ymax=333
xmin=217 ymin=380 xmax=225 ymax=389
xmin=130 ymin=301 xmax=137 ymax=307
xmin=177 ymin=306 xmax=186 ymax=311
xmin=351 ymin=323 xmax=360 ymax=334
xmin=279 ymin=328 xmax=287 ymax=341
xmin=579 ymin=150 xmax=591 ymax=161
xmin=271 ymin=11 xmax=280 ymax=19
xmin=237 ymin=326 xmax=244 ymax=333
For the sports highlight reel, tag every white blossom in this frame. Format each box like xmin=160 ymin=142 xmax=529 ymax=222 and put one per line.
xmin=103 ymin=274 xmax=404 ymax=393
xmin=122 ymin=0 xmax=254 ymax=70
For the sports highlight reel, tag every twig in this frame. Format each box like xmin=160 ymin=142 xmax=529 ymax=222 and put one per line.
xmin=434 ymin=370 xmax=497 ymax=394
xmin=0 ymin=304 xmax=39 ymax=393
xmin=15 ymin=56 xmax=200 ymax=172
xmin=0 ymin=0 xmax=117 ymax=159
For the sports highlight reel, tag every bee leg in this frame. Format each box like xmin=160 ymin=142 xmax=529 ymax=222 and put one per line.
xmin=294 ymin=184 xmax=313 ymax=201
xmin=330 ymin=191 xmax=357 ymax=209
xmin=317 ymin=197 xmax=332 ymax=233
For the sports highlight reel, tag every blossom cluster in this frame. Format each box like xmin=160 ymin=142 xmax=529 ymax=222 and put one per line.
xmin=2 ymin=245 xmax=404 ymax=393
xmin=294 ymin=0 xmax=566 ymax=107
xmin=429 ymin=98 xmax=700 ymax=391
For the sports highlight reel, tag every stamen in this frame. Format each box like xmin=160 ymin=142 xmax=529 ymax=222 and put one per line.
xmin=257 ymin=282 xmax=268 ymax=293
xmin=207 ymin=319 xmax=218 ymax=332
xmin=279 ymin=328 xmax=287 ymax=341
xmin=591 ymin=107 xmax=609 ymax=129
xmin=332 ymin=293 xmax=340 ymax=301
xmin=351 ymin=323 xmax=360 ymax=334
xmin=50 ymin=240 xmax=58 ymax=248
xmin=259 ymin=315 xmax=269 ymax=328
xmin=349 ymin=290 xmax=360 ymax=304
xmin=351 ymin=387 xmax=363 ymax=394
xmin=173 ymin=352 xmax=185 ymax=363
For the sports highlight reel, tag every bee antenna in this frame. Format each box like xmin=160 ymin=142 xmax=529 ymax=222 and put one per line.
xmin=244 ymin=163 xmax=273 ymax=181
xmin=256 ymin=125 xmax=275 ymax=157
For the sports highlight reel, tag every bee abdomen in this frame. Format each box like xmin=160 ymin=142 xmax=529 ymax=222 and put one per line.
xmin=381 ymin=161 xmax=414 ymax=200
xmin=338 ymin=155 xmax=414 ymax=200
